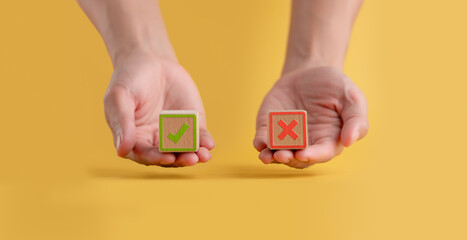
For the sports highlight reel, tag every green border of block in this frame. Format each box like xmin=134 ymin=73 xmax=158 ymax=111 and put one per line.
xmin=159 ymin=114 xmax=197 ymax=152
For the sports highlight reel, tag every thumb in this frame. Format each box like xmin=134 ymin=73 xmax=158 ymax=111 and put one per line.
xmin=104 ymin=85 xmax=137 ymax=157
xmin=339 ymin=86 xmax=369 ymax=147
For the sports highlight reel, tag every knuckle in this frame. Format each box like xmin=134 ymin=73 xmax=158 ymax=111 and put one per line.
xmin=344 ymin=113 xmax=361 ymax=122
xmin=103 ymin=85 xmax=128 ymax=104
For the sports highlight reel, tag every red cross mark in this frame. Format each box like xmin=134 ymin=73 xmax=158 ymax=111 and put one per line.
xmin=278 ymin=120 xmax=298 ymax=140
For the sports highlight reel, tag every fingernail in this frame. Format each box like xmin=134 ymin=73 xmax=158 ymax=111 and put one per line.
xmin=116 ymin=135 xmax=121 ymax=150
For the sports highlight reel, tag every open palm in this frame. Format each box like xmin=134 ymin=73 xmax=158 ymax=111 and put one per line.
xmin=254 ymin=66 xmax=368 ymax=169
xmin=104 ymin=55 xmax=214 ymax=167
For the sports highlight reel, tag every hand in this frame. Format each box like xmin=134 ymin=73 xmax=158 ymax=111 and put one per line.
xmin=253 ymin=66 xmax=368 ymax=169
xmin=104 ymin=54 xmax=215 ymax=167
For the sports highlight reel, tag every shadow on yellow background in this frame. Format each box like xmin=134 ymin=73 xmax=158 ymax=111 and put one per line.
xmin=1 ymin=0 xmax=466 ymax=239
xmin=88 ymin=165 xmax=320 ymax=180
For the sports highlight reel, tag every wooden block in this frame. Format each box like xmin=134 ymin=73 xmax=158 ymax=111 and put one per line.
xmin=267 ymin=110 xmax=307 ymax=150
xmin=159 ymin=110 xmax=199 ymax=152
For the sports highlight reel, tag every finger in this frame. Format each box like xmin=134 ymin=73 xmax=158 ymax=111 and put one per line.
xmin=127 ymin=141 xmax=176 ymax=166
xmin=341 ymin=115 xmax=368 ymax=147
xmin=174 ymin=152 xmax=199 ymax=167
xmin=104 ymin=85 xmax=137 ymax=157
xmin=273 ymin=150 xmax=294 ymax=164
xmin=294 ymin=138 xmax=343 ymax=163
xmin=196 ymin=147 xmax=211 ymax=163
xmin=199 ymin=128 xmax=215 ymax=150
xmin=253 ymin=126 xmax=268 ymax=152
xmin=286 ymin=159 xmax=312 ymax=169
xmin=339 ymin=87 xmax=369 ymax=147
xmin=259 ymin=148 xmax=274 ymax=164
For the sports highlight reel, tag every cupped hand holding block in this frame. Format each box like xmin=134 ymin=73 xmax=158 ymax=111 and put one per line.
xmin=159 ymin=110 xmax=199 ymax=152
xmin=267 ymin=110 xmax=307 ymax=150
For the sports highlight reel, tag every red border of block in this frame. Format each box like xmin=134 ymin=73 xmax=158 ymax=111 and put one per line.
xmin=269 ymin=111 xmax=307 ymax=149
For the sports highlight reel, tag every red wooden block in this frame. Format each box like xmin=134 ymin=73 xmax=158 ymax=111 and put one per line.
xmin=267 ymin=110 xmax=307 ymax=149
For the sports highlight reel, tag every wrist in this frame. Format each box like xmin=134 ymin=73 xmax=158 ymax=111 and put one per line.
xmin=104 ymin=31 xmax=177 ymax=68
xmin=282 ymin=39 xmax=347 ymax=75
xmin=110 ymin=45 xmax=176 ymax=69
xmin=282 ymin=53 xmax=343 ymax=76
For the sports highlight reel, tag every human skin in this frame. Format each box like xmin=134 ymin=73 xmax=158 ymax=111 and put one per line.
xmin=77 ymin=0 xmax=215 ymax=167
xmin=253 ymin=0 xmax=369 ymax=169
xmin=77 ymin=0 xmax=368 ymax=168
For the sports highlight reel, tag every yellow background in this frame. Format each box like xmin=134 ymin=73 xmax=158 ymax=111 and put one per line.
xmin=1 ymin=0 xmax=466 ymax=239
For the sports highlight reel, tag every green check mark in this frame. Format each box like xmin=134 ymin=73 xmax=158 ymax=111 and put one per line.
xmin=167 ymin=123 xmax=190 ymax=144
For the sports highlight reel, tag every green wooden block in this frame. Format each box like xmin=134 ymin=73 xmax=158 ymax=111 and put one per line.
xmin=159 ymin=110 xmax=199 ymax=152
